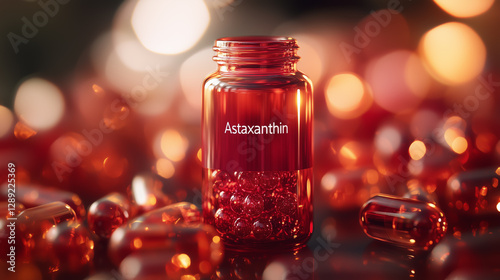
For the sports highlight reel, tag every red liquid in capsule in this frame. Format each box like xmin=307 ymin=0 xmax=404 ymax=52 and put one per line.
xmin=0 ymin=184 xmax=86 ymax=218
xmin=360 ymin=195 xmax=447 ymax=250
xmin=446 ymin=167 xmax=500 ymax=217
xmin=16 ymin=202 xmax=77 ymax=261
xmin=88 ymin=192 xmax=132 ymax=239
xmin=108 ymin=222 xmax=223 ymax=267
xmin=40 ymin=220 xmax=95 ymax=274
xmin=131 ymin=201 xmax=201 ymax=225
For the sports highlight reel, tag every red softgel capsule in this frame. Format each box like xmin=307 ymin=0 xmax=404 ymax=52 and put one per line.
xmin=446 ymin=167 xmax=500 ymax=218
xmin=40 ymin=220 xmax=95 ymax=274
xmin=108 ymin=222 xmax=223 ymax=268
xmin=360 ymin=195 xmax=447 ymax=250
xmin=15 ymin=202 xmax=77 ymax=261
xmin=128 ymin=173 xmax=175 ymax=214
xmin=0 ymin=184 xmax=86 ymax=218
xmin=87 ymin=192 xmax=132 ymax=239
xmin=131 ymin=202 xmax=201 ymax=225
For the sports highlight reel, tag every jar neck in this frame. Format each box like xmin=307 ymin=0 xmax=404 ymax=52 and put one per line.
xmin=213 ymin=36 xmax=299 ymax=74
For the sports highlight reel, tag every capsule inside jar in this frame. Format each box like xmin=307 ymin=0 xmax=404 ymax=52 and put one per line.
xmin=359 ymin=195 xmax=447 ymax=250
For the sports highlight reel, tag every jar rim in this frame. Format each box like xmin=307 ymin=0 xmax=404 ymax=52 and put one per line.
xmin=214 ymin=36 xmax=297 ymax=49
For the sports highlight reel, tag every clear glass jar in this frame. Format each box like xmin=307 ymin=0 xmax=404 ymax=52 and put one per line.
xmin=202 ymin=36 xmax=313 ymax=251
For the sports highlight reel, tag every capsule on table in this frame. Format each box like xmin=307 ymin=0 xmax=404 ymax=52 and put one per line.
xmin=87 ymin=192 xmax=132 ymax=239
xmin=359 ymin=195 xmax=447 ymax=250
xmin=108 ymin=222 xmax=223 ymax=268
xmin=131 ymin=202 xmax=201 ymax=225
xmin=446 ymin=167 xmax=500 ymax=218
xmin=120 ymin=250 xmax=217 ymax=280
xmin=128 ymin=173 xmax=175 ymax=214
xmin=428 ymin=228 xmax=500 ymax=279
xmin=16 ymin=202 xmax=77 ymax=261
xmin=0 ymin=184 xmax=86 ymax=218
xmin=38 ymin=220 xmax=95 ymax=275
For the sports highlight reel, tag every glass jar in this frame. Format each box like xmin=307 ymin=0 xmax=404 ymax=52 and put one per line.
xmin=202 ymin=36 xmax=313 ymax=251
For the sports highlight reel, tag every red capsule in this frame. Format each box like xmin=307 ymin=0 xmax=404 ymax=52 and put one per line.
xmin=87 ymin=192 xmax=132 ymax=239
xmin=428 ymin=228 xmax=500 ymax=279
xmin=0 ymin=184 xmax=86 ymax=218
xmin=128 ymin=173 xmax=175 ymax=214
xmin=39 ymin=220 xmax=95 ymax=275
xmin=446 ymin=167 xmax=500 ymax=218
xmin=16 ymin=202 xmax=77 ymax=261
xmin=120 ymin=250 xmax=216 ymax=280
xmin=108 ymin=222 xmax=223 ymax=268
xmin=360 ymin=195 xmax=447 ymax=250
xmin=131 ymin=202 xmax=201 ymax=225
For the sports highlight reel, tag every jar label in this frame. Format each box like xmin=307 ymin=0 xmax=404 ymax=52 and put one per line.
xmin=202 ymin=88 xmax=312 ymax=172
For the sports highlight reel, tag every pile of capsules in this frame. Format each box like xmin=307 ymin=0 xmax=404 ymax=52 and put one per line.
xmin=0 ymin=172 xmax=223 ymax=280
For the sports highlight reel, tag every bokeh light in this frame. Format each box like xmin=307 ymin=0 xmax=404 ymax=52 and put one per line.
xmin=374 ymin=125 xmax=402 ymax=156
xmin=14 ymin=78 xmax=65 ymax=131
xmin=0 ymin=105 xmax=14 ymax=138
xmin=293 ymin=34 xmax=324 ymax=85
xmin=155 ymin=158 xmax=175 ymax=179
xmin=180 ymin=47 xmax=215 ymax=111
xmin=365 ymin=50 xmax=427 ymax=113
xmin=419 ymin=22 xmax=486 ymax=85
xmin=155 ymin=129 xmax=189 ymax=162
xmin=434 ymin=0 xmax=495 ymax=18
xmin=131 ymin=0 xmax=210 ymax=54
xmin=409 ymin=140 xmax=426 ymax=160
xmin=325 ymin=73 xmax=372 ymax=119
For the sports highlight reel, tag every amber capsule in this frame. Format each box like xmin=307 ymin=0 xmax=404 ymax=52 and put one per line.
xmin=131 ymin=202 xmax=201 ymax=225
xmin=360 ymin=195 xmax=447 ymax=250
xmin=39 ymin=220 xmax=95 ymax=275
xmin=87 ymin=192 xmax=132 ymax=239
xmin=128 ymin=173 xmax=175 ymax=214
xmin=120 ymin=250 xmax=217 ymax=280
xmin=16 ymin=202 xmax=77 ymax=261
xmin=0 ymin=184 xmax=86 ymax=218
xmin=108 ymin=222 xmax=223 ymax=267
xmin=446 ymin=167 xmax=500 ymax=217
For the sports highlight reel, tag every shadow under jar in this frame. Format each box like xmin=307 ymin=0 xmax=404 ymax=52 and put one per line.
xmin=202 ymin=36 xmax=313 ymax=251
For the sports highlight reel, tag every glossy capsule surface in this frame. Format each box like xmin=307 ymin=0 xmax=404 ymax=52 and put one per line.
xmin=108 ymin=222 xmax=223 ymax=267
xmin=360 ymin=195 xmax=447 ymax=250
xmin=41 ymin=221 xmax=95 ymax=274
xmin=0 ymin=184 xmax=86 ymax=218
xmin=87 ymin=192 xmax=132 ymax=239
xmin=128 ymin=173 xmax=175 ymax=214
xmin=131 ymin=201 xmax=201 ymax=225
xmin=446 ymin=167 xmax=500 ymax=217
xmin=16 ymin=202 xmax=77 ymax=261
xmin=120 ymin=250 xmax=216 ymax=280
